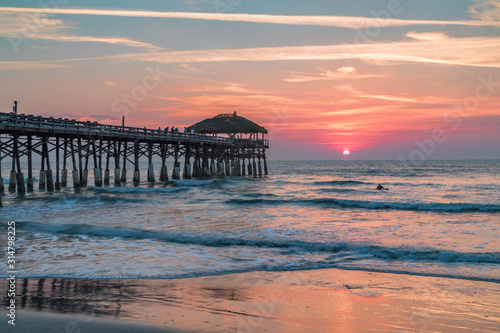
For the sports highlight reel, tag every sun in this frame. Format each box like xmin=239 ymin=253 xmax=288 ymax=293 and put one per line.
xmin=343 ymin=149 xmax=350 ymax=155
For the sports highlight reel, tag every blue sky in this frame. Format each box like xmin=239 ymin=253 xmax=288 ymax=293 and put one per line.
xmin=1 ymin=0 xmax=499 ymax=160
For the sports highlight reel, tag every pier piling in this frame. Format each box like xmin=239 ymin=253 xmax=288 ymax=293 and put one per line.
xmin=72 ymin=170 xmax=79 ymax=188
xmin=133 ymin=141 xmax=140 ymax=186
xmin=172 ymin=144 xmax=181 ymax=179
xmin=217 ymin=161 xmax=224 ymax=178
xmin=225 ymin=160 xmax=231 ymax=176
xmin=121 ymin=168 xmax=127 ymax=183
xmin=114 ymin=168 xmax=121 ymax=187
xmin=0 ymin=149 xmax=3 ymax=193
xmin=121 ymin=142 xmax=127 ymax=183
xmin=193 ymin=157 xmax=200 ymax=178
xmin=39 ymin=170 xmax=46 ymax=190
xmin=9 ymin=170 xmax=16 ymax=192
xmin=27 ymin=136 xmax=33 ymax=192
xmin=46 ymin=169 xmax=54 ymax=192
xmin=104 ymin=143 xmax=110 ymax=185
xmin=184 ymin=163 xmax=191 ymax=179
xmin=61 ymin=139 xmax=68 ymax=187
xmin=160 ymin=164 xmax=168 ymax=181
xmin=133 ymin=170 xmax=140 ymax=186
xmin=92 ymin=140 xmax=102 ymax=187
xmin=55 ymin=138 xmax=61 ymax=191
xmin=104 ymin=169 xmax=110 ymax=185
xmin=173 ymin=162 xmax=181 ymax=179
xmin=70 ymin=138 xmax=79 ymax=188
xmin=147 ymin=163 xmax=155 ymax=182
xmin=82 ymin=169 xmax=88 ymax=187
xmin=94 ymin=168 xmax=102 ymax=187
xmin=16 ymin=172 xmax=25 ymax=193
xmin=147 ymin=143 xmax=155 ymax=183
xmin=61 ymin=169 xmax=67 ymax=188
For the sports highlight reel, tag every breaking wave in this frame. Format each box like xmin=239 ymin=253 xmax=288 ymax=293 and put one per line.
xmin=226 ymin=197 xmax=500 ymax=213
xmin=19 ymin=221 xmax=500 ymax=267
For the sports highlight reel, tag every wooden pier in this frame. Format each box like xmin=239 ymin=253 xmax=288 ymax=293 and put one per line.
xmin=0 ymin=112 xmax=269 ymax=197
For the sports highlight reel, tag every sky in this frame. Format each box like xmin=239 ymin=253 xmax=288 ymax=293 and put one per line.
xmin=0 ymin=0 xmax=499 ymax=160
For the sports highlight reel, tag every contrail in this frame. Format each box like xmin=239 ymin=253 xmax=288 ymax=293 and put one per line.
xmin=0 ymin=7 xmax=495 ymax=29
xmin=95 ymin=37 xmax=500 ymax=68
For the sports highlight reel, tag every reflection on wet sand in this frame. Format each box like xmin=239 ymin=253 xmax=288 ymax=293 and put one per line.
xmin=1 ymin=277 xmax=250 ymax=329
xmin=1 ymin=270 xmax=498 ymax=332
xmin=5 ymin=278 xmax=128 ymax=317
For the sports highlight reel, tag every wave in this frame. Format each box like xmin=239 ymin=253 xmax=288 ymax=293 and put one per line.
xmin=91 ymin=186 xmax=189 ymax=195
xmin=313 ymin=180 xmax=369 ymax=186
xmin=314 ymin=198 xmax=500 ymax=213
xmin=19 ymin=222 xmax=500 ymax=266
xmin=5 ymin=262 xmax=499 ymax=283
xmin=19 ymin=195 xmax=146 ymax=204
xmin=225 ymin=197 xmax=500 ymax=213
xmin=241 ymin=192 xmax=278 ymax=198
xmin=318 ymin=188 xmax=358 ymax=194
xmin=387 ymin=182 xmax=439 ymax=186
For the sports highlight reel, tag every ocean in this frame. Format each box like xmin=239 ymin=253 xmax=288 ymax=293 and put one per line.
xmin=1 ymin=160 xmax=499 ymax=283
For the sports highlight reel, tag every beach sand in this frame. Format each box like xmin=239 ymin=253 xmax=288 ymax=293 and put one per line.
xmin=1 ymin=268 xmax=498 ymax=332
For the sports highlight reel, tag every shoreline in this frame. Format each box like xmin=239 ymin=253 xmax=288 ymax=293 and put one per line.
xmin=1 ymin=268 xmax=498 ymax=332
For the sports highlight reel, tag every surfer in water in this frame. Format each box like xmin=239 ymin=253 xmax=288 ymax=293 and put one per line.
xmin=376 ymin=183 xmax=386 ymax=190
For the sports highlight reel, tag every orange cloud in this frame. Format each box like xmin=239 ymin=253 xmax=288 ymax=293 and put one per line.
xmin=102 ymin=36 xmax=500 ymax=68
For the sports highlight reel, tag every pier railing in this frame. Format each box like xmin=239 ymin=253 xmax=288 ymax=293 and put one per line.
xmin=0 ymin=112 xmax=234 ymax=145
xmin=0 ymin=112 xmax=269 ymax=148
xmin=233 ymin=138 xmax=269 ymax=148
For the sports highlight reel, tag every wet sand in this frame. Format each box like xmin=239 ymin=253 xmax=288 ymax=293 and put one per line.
xmin=1 ymin=268 xmax=498 ymax=332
